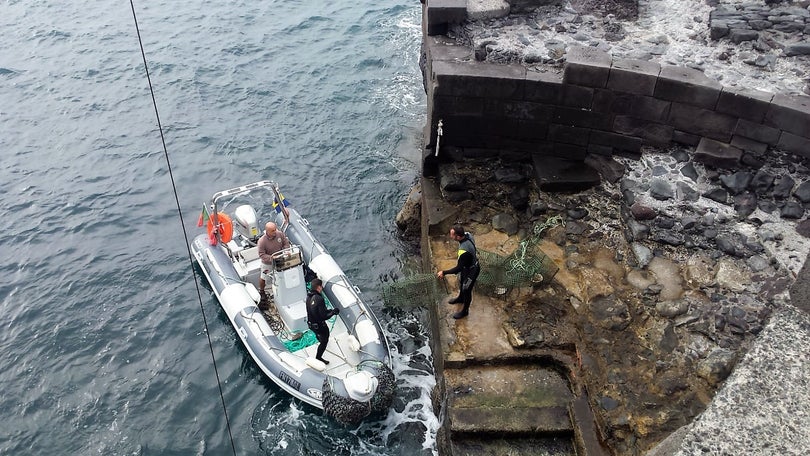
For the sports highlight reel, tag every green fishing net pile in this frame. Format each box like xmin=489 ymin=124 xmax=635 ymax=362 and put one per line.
xmin=476 ymin=216 xmax=562 ymax=296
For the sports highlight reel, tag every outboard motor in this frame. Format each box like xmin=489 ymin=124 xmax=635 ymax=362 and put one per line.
xmin=233 ymin=205 xmax=261 ymax=245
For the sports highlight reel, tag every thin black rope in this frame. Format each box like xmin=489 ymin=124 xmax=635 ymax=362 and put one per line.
xmin=128 ymin=2 xmax=237 ymax=455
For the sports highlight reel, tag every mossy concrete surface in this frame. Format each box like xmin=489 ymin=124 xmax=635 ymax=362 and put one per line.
xmin=446 ymin=366 xmax=572 ymax=434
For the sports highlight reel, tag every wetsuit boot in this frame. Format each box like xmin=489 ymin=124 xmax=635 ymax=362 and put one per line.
xmin=453 ymin=301 xmax=470 ymax=319
xmin=315 ymin=339 xmax=330 ymax=364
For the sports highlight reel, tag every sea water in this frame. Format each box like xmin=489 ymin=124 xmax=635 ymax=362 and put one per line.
xmin=0 ymin=0 xmax=435 ymax=454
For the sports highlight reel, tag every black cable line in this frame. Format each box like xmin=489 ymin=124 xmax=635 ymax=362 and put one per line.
xmin=127 ymin=2 xmax=237 ymax=455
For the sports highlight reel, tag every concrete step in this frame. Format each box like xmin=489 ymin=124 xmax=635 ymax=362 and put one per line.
xmin=449 ymin=405 xmax=573 ymax=435
xmin=445 ymin=364 xmax=574 ymax=436
xmin=450 ymin=436 xmax=575 ymax=456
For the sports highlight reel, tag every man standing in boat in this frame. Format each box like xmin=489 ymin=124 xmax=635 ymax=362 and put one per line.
xmin=306 ymin=278 xmax=339 ymax=365
xmin=437 ymin=224 xmax=480 ymax=319
xmin=258 ymin=221 xmax=290 ymax=307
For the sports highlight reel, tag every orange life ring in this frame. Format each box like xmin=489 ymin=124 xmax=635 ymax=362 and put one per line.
xmin=207 ymin=212 xmax=233 ymax=244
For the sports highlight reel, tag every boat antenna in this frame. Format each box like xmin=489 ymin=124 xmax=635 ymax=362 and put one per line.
xmin=128 ymin=2 xmax=237 ymax=455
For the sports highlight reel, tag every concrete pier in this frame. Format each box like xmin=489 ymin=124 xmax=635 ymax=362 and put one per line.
xmin=423 ymin=177 xmax=611 ymax=455
xmin=417 ymin=1 xmax=810 ymax=454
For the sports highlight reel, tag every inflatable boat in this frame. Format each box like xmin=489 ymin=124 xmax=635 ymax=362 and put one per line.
xmin=191 ymin=181 xmax=394 ymax=423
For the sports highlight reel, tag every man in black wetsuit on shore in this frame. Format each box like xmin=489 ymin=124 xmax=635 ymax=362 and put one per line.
xmin=437 ymin=224 xmax=480 ymax=319
xmin=306 ymin=278 xmax=339 ymax=364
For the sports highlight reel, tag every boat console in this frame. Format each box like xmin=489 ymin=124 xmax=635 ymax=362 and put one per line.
xmin=271 ymin=247 xmax=308 ymax=332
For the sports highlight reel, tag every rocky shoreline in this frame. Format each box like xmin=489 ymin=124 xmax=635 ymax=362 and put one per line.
xmin=399 ymin=140 xmax=810 ymax=453
xmin=450 ymin=0 xmax=809 ymax=95
xmin=403 ymin=0 xmax=810 ymax=453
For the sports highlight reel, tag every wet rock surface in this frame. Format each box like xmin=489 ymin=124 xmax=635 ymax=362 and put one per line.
xmin=448 ymin=0 xmax=810 ymax=95
xmin=423 ymin=140 xmax=810 ymax=453
xmin=647 ymin=304 xmax=810 ymax=456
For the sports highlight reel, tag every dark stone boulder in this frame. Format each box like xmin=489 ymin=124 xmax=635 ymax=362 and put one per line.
xmin=681 ymin=215 xmax=699 ymax=230
xmin=677 ymin=181 xmax=700 ymax=202
xmin=621 ymin=177 xmax=649 ymax=194
xmin=632 ymin=242 xmax=653 ymax=267
xmin=781 ymin=201 xmax=805 ymax=219
xmin=386 ymin=420 xmax=429 ymax=449
xmin=703 ymin=187 xmax=729 ymax=204
xmin=729 ymin=28 xmax=759 ymax=43
xmin=630 ymin=202 xmax=657 ymax=220
xmin=727 ymin=315 xmax=748 ymax=334
xmin=659 ymin=323 xmax=678 ymax=353
xmin=656 ymin=371 xmax=689 ymax=395
xmin=758 ymin=200 xmax=778 ymax=213
xmin=697 ymin=349 xmax=737 ymax=387
xmin=445 ymin=190 xmax=472 ymax=202
xmin=566 ymin=220 xmax=588 ymax=236
xmin=600 ymin=396 xmax=619 ymax=411
xmin=694 ymin=138 xmax=742 ymax=168
xmin=650 ymin=178 xmax=675 ymax=200
xmin=509 ymin=186 xmax=530 ymax=211
xmin=794 ymin=181 xmax=810 ymax=203
xmin=622 ymin=189 xmax=636 ymax=206
xmin=395 ymin=183 xmax=422 ymax=236
xmin=772 ymin=175 xmax=795 ymax=199
xmin=750 ymin=169 xmax=775 ymax=193
xmin=680 ymin=162 xmax=699 ymax=181
xmin=492 ymin=213 xmax=519 ymax=235
xmin=568 ymin=207 xmax=589 ymax=220
xmin=719 ymin=171 xmax=753 ymax=195
xmin=655 ymin=231 xmax=685 ymax=246
xmin=715 ymin=314 xmax=726 ymax=331
xmin=495 ymin=167 xmax=527 ymax=184
xmin=672 ymin=149 xmax=690 ymax=162
xmin=734 ymin=192 xmax=758 ymax=218
xmin=656 ymin=216 xmax=676 ymax=229
xmin=626 ymin=220 xmax=650 ymax=241
xmin=590 ymin=295 xmax=632 ymax=331
xmin=533 ymin=157 xmax=601 ymax=192
xmin=715 ymin=234 xmax=744 ymax=257
xmin=741 ymin=153 xmax=765 ymax=168
xmin=785 ymin=43 xmax=810 ymax=56
xmin=529 ymin=200 xmax=548 ymax=216
xmin=744 ymin=236 xmax=765 ymax=254
xmin=440 ymin=168 xmax=466 ymax=191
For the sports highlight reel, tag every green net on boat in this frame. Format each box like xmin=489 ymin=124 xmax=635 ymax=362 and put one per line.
xmin=276 ymin=290 xmax=338 ymax=352
xmin=281 ymin=315 xmax=337 ymax=352
xmin=381 ymin=273 xmax=442 ymax=308
xmin=283 ymin=330 xmax=317 ymax=352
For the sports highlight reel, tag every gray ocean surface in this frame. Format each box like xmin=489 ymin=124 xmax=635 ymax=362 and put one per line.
xmin=0 ymin=0 xmax=435 ymax=454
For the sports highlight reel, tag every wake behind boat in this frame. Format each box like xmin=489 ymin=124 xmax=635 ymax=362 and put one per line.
xmin=191 ymin=181 xmax=395 ymax=423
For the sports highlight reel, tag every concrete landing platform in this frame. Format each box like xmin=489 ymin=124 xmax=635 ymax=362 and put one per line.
xmin=427 ymin=194 xmax=609 ymax=455
xmin=446 ymin=365 xmax=573 ymax=435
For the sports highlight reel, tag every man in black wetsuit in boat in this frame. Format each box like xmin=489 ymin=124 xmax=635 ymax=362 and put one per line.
xmin=306 ymin=278 xmax=339 ymax=365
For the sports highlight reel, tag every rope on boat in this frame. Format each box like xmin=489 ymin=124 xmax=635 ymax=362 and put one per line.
xmin=128 ymin=2 xmax=236 ymax=454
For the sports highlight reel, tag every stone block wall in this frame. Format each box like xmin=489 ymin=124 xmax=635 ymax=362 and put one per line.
xmin=421 ymin=17 xmax=810 ymax=176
